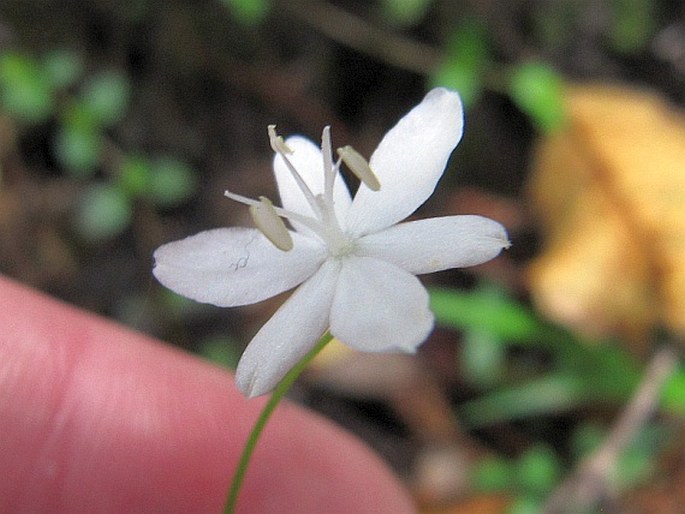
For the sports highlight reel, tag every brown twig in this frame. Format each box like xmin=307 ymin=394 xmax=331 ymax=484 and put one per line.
xmin=280 ymin=0 xmax=441 ymax=75
xmin=541 ymin=344 xmax=680 ymax=513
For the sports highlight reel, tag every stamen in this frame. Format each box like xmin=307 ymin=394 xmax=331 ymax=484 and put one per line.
xmin=321 ymin=126 xmax=334 ymax=202
xmin=267 ymin=125 xmax=293 ymax=154
xmin=337 ymin=145 xmax=381 ymax=192
xmin=248 ymin=196 xmax=294 ymax=251
xmin=225 ymin=189 xmax=260 ymax=207
xmin=267 ymin=125 xmax=323 ymax=219
xmin=225 ymin=190 xmax=326 ymax=242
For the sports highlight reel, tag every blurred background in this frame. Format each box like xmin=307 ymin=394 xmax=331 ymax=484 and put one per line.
xmin=1 ymin=0 xmax=685 ymax=512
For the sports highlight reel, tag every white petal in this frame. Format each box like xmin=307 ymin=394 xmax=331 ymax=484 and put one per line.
xmin=344 ymin=88 xmax=464 ymax=235
xmin=274 ymin=136 xmax=351 ymax=233
xmin=153 ymin=227 xmax=326 ymax=307
xmin=330 ymin=256 xmax=434 ymax=353
xmin=357 ymin=215 xmax=510 ymax=274
xmin=235 ymin=259 xmax=341 ymax=397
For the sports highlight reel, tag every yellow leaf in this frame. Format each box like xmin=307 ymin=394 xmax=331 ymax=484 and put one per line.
xmin=527 ymin=84 xmax=685 ymax=344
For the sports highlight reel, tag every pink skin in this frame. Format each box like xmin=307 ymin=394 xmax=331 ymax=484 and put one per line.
xmin=0 ymin=276 xmax=415 ymax=513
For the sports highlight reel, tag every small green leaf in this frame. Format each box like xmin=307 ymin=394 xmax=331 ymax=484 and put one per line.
xmin=0 ymin=52 xmax=53 ymax=122
xmin=570 ymin=422 xmax=606 ymax=460
xmin=509 ymin=62 xmax=566 ymax=133
xmin=516 ymin=444 xmax=562 ymax=495
xmin=119 ymin=156 xmax=152 ymax=197
xmin=459 ymin=373 xmax=585 ymax=428
xmin=507 ymin=496 xmax=543 ymax=514
xmin=81 ymin=71 xmax=130 ymax=125
xmin=222 ymin=0 xmax=269 ymax=25
xmin=430 ymin=286 xmax=546 ymax=343
xmin=430 ymin=20 xmax=489 ymax=107
xmin=42 ymin=49 xmax=83 ymax=89
xmin=54 ymin=124 xmax=103 ymax=177
xmin=146 ymin=156 xmax=197 ymax=207
xmin=75 ymin=183 xmax=132 ymax=241
xmin=462 ymin=330 xmax=506 ymax=387
xmin=661 ymin=367 xmax=685 ymax=415
xmin=610 ymin=0 xmax=654 ymax=53
xmin=471 ymin=456 xmax=515 ymax=492
xmin=381 ymin=0 xmax=432 ymax=27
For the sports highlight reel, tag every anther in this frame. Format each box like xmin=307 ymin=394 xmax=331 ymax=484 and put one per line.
xmin=249 ymin=196 xmax=294 ymax=251
xmin=268 ymin=125 xmax=293 ymax=155
xmin=337 ymin=145 xmax=381 ymax=191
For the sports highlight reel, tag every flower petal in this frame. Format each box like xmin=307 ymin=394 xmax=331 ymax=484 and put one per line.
xmin=153 ymin=227 xmax=326 ymax=307
xmin=274 ymin=136 xmax=351 ymax=233
xmin=235 ymin=259 xmax=340 ymax=397
xmin=330 ymin=256 xmax=434 ymax=353
xmin=357 ymin=215 xmax=510 ymax=274
xmin=345 ymin=88 xmax=464 ymax=235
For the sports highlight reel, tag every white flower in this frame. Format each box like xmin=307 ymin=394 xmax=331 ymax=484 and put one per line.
xmin=153 ymin=88 xmax=510 ymax=397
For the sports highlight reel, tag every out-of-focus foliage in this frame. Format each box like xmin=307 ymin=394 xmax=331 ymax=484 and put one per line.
xmin=430 ymin=20 xmax=490 ymax=107
xmin=0 ymin=47 xmax=197 ymax=241
xmin=0 ymin=52 xmax=53 ymax=122
xmin=432 ymin=284 xmax=685 ymax=512
xmin=381 ymin=0 xmax=434 ymax=27
xmin=220 ymin=0 xmax=270 ymax=25
xmin=528 ymin=85 xmax=685 ymax=344
xmin=56 ymin=69 xmax=129 ymax=176
xmin=42 ymin=49 xmax=83 ymax=89
xmin=75 ymin=183 xmax=132 ymax=241
xmin=430 ymin=21 xmax=567 ymax=131
xmin=431 ymin=286 xmax=644 ymax=425
xmin=611 ymin=0 xmax=655 ymax=53
xmin=509 ymin=62 xmax=566 ymax=132
xmin=433 ymin=283 xmax=685 ymax=421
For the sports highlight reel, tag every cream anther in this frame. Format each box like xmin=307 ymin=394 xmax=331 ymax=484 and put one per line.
xmin=337 ymin=145 xmax=381 ymax=191
xmin=268 ymin=125 xmax=293 ymax=155
xmin=249 ymin=196 xmax=294 ymax=251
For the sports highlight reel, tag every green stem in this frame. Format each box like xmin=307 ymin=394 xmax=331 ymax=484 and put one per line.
xmin=224 ymin=331 xmax=333 ymax=514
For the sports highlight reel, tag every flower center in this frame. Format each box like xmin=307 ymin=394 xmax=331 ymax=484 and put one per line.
xmin=225 ymin=125 xmax=380 ymax=257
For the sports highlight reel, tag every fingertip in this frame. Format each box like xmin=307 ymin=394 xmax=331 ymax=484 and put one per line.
xmin=0 ymin=276 xmax=415 ymax=513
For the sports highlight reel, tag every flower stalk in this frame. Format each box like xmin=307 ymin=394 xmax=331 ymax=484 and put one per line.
xmin=224 ymin=332 xmax=333 ymax=514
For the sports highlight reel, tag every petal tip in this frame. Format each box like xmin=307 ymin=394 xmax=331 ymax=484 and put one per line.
xmin=235 ymin=351 xmax=285 ymax=398
xmin=235 ymin=365 xmax=269 ymax=398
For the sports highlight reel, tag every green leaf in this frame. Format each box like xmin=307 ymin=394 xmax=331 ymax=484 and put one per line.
xmin=429 ymin=19 xmax=489 ymax=107
xmin=42 ymin=49 xmax=83 ymax=89
xmin=462 ymin=329 xmax=506 ymax=387
xmin=515 ymin=444 xmax=562 ymax=495
xmin=610 ymin=0 xmax=654 ymax=53
xmin=471 ymin=455 xmax=515 ymax=492
xmin=570 ymin=422 xmax=606 ymax=460
xmin=509 ymin=62 xmax=566 ymax=133
xmin=381 ymin=0 xmax=432 ymax=27
xmin=458 ymin=343 xmax=641 ymax=427
xmin=146 ymin=156 xmax=197 ymax=207
xmin=221 ymin=0 xmax=269 ymax=25
xmin=507 ymin=495 xmax=543 ymax=514
xmin=430 ymin=286 xmax=546 ymax=343
xmin=0 ymin=52 xmax=53 ymax=122
xmin=459 ymin=373 xmax=586 ymax=428
xmin=81 ymin=70 xmax=130 ymax=125
xmin=660 ymin=366 xmax=685 ymax=415
xmin=54 ymin=124 xmax=103 ymax=177
xmin=119 ymin=156 xmax=152 ymax=197
xmin=75 ymin=183 xmax=132 ymax=241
